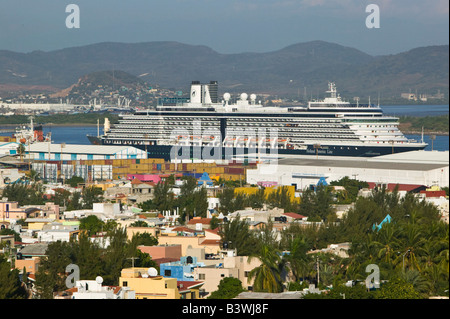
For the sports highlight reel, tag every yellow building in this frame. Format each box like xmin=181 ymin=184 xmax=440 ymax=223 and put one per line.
xmin=234 ymin=185 xmax=300 ymax=204
xmin=119 ymin=267 xmax=204 ymax=299
xmin=119 ymin=267 xmax=180 ymax=299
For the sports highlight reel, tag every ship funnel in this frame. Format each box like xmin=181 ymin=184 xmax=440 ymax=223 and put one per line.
xmin=104 ymin=118 xmax=110 ymax=132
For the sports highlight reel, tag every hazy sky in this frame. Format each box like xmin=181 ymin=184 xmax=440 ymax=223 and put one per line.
xmin=0 ymin=0 xmax=448 ymax=55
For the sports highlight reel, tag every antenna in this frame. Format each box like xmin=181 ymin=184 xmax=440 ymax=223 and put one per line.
xmin=127 ymin=257 xmax=139 ymax=268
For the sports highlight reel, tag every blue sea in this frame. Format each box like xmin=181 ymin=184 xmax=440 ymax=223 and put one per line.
xmin=382 ymin=104 xmax=448 ymax=117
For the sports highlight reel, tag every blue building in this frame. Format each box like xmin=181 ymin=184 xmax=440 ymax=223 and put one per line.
xmin=160 ymin=256 xmax=205 ymax=281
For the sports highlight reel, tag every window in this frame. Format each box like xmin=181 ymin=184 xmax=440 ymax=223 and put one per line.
xmin=221 ymin=274 xmax=225 ymax=278
xmin=244 ymin=271 xmax=250 ymax=278
xmin=122 ymin=281 xmax=127 ymax=287
xmin=165 ymin=269 xmax=171 ymax=276
xmin=199 ymin=274 xmax=206 ymax=280
xmin=191 ymin=292 xmax=196 ymax=299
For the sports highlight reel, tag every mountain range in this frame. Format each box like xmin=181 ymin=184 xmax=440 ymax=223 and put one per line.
xmin=0 ymin=41 xmax=448 ymax=98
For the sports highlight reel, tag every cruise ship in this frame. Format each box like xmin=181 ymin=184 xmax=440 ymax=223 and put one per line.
xmin=87 ymin=81 xmax=427 ymax=160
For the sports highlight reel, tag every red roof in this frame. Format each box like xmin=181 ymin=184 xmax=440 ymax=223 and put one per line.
xmin=187 ymin=217 xmax=211 ymax=225
xmin=177 ymin=281 xmax=204 ymax=292
xmin=284 ymin=212 xmax=306 ymax=220
xmin=205 ymin=228 xmax=219 ymax=235
xmin=131 ymin=178 xmax=143 ymax=185
xmin=420 ymin=190 xmax=447 ymax=198
xmin=367 ymin=183 xmax=425 ymax=192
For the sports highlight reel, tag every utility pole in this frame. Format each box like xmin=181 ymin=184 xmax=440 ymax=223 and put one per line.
xmin=127 ymin=257 xmax=139 ymax=268
xmin=316 ymin=255 xmax=320 ymax=286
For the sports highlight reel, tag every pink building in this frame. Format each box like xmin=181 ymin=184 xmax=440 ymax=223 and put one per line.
xmin=0 ymin=201 xmax=27 ymax=221
xmin=138 ymin=244 xmax=182 ymax=260
xmin=1 ymin=201 xmax=61 ymax=222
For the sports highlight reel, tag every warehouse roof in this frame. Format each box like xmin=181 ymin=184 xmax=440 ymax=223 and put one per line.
xmin=278 ymin=151 xmax=448 ymax=171
xmin=28 ymin=143 xmax=144 ymax=155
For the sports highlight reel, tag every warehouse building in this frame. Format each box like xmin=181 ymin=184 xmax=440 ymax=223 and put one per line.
xmin=247 ymin=150 xmax=449 ymax=190
xmin=26 ymin=143 xmax=147 ymax=161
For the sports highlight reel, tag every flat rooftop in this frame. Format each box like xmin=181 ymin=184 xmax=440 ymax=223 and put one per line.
xmin=277 ymin=150 xmax=449 ymax=171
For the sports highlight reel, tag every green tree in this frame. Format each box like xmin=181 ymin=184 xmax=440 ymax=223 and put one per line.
xmin=218 ymin=216 xmax=259 ymax=256
xmin=2 ymin=183 xmax=44 ymax=206
xmin=153 ymin=179 xmax=175 ymax=213
xmin=81 ymin=186 xmax=104 ymax=209
xmin=132 ymin=232 xmax=158 ymax=246
xmin=130 ymin=220 xmax=149 ymax=227
xmin=248 ymin=244 xmax=283 ymax=293
xmin=282 ymin=236 xmax=312 ymax=282
xmin=218 ymin=187 xmax=236 ymax=214
xmin=298 ymin=186 xmax=335 ymax=222
xmin=375 ymin=278 xmax=422 ymax=299
xmin=16 ymin=144 xmax=26 ymax=162
xmin=208 ymin=277 xmax=245 ymax=299
xmin=210 ymin=216 xmax=220 ymax=230
xmin=79 ymin=215 xmax=105 ymax=237
xmin=267 ymin=186 xmax=296 ymax=212
xmin=178 ymin=176 xmax=207 ymax=221
xmin=35 ymin=241 xmax=73 ymax=299
xmin=330 ymin=177 xmax=368 ymax=204
xmin=67 ymin=191 xmax=83 ymax=211
xmin=0 ymin=255 xmax=27 ymax=299
xmin=65 ymin=176 xmax=84 ymax=188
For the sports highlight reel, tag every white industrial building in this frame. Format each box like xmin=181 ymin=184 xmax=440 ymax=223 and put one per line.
xmin=26 ymin=143 xmax=147 ymax=161
xmin=247 ymin=150 xmax=449 ymax=189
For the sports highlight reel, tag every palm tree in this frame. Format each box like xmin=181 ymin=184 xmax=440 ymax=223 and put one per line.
xmin=282 ymin=236 xmax=312 ymax=282
xmin=399 ymin=269 xmax=431 ymax=296
xmin=374 ymin=222 xmax=399 ymax=265
xmin=25 ymin=169 xmax=41 ymax=183
xmin=247 ymin=244 xmax=283 ymax=293
xmin=16 ymin=143 xmax=26 ymax=162
xmin=395 ymin=224 xmax=425 ymax=272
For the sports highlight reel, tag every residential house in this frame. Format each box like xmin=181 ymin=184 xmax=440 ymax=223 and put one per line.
xmin=55 ymin=279 xmax=136 ymax=299
xmin=138 ymin=244 xmax=182 ymax=261
xmin=193 ymin=251 xmax=262 ymax=295
xmin=119 ymin=267 xmax=203 ymax=299
xmin=157 ymin=232 xmax=221 ymax=256
xmin=160 ymin=255 xmax=205 ymax=281
xmin=36 ymin=222 xmax=80 ymax=243
xmin=186 ymin=217 xmax=212 ymax=231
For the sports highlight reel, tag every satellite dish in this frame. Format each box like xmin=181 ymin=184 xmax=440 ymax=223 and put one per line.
xmin=148 ymin=267 xmax=158 ymax=277
xmin=95 ymin=276 xmax=103 ymax=284
xmin=250 ymin=94 xmax=256 ymax=101
xmin=240 ymin=93 xmax=248 ymax=101
xmin=223 ymin=92 xmax=231 ymax=101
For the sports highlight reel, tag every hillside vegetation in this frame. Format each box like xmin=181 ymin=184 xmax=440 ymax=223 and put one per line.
xmin=0 ymin=41 xmax=447 ymax=98
xmin=398 ymin=114 xmax=449 ymax=134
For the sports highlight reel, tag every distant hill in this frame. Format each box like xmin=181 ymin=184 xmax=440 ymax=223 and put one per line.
xmin=65 ymin=70 xmax=146 ymax=96
xmin=0 ymin=41 xmax=448 ymax=98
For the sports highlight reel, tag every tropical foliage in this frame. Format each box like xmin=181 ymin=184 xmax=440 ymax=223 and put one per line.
xmin=217 ymin=186 xmax=449 ymax=298
xmin=34 ymin=226 xmax=158 ymax=298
